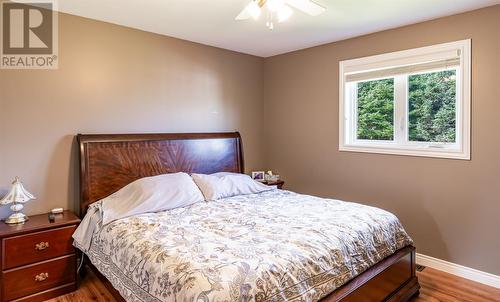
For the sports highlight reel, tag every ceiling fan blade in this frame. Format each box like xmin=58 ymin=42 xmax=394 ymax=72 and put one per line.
xmin=236 ymin=1 xmax=264 ymax=20
xmin=286 ymin=0 xmax=326 ymax=16
xmin=235 ymin=6 xmax=251 ymax=20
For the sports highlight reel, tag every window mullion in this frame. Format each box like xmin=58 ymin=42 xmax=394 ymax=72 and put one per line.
xmin=393 ymin=75 xmax=407 ymax=145
xmin=351 ymin=83 xmax=358 ymax=144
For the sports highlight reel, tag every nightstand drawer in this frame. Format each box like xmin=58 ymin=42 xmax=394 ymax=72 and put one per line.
xmin=2 ymin=225 xmax=76 ymax=270
xmin=2 ymin=254 xmax=76 ymax=301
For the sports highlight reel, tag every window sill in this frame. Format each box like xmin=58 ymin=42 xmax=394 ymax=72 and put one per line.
xmin=339 ymin=145 xmax=470 ymax=160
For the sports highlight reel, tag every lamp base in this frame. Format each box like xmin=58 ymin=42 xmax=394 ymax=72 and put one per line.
xmin=4 ymin=212 xmax=28 ymax=224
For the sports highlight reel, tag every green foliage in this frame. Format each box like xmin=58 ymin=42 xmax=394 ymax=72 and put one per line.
xmin=356 ymin=70 xmax=456 ymax=143
xmin=357 ymin=78 xmax=394 ymax=140
xmin=408 ymin=70 xmax=456 ymax=142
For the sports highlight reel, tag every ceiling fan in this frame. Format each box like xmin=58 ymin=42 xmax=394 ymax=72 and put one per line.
xmin=235 ymin=0 xmax=326 ymax=30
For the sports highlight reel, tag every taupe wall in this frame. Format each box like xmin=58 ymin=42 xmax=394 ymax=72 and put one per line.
xmin=0 ymin=13 xmax=265 ymax=218
xmin=263 ymin=5 xmax=500 ymax=275
xmin=1 ymin=5 xmax=499 ymax=276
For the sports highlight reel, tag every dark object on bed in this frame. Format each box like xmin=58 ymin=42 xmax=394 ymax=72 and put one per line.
xmin=263 ymin=179 xmax=285 ymax=189
xmin=77 ymin=132 xmax=419 ymax=302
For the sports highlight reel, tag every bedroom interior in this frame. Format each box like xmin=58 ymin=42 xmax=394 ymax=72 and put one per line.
xmin=0 ymin=0 xmax=499 ymax=301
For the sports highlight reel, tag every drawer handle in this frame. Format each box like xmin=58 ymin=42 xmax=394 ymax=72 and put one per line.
xmin=35 ymin=242 xmax=49 ymax=251
xmin=34 ymin=272 xmax=49 ymax=282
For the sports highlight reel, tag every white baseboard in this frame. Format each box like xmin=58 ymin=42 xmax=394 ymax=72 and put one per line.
xmin=416 ymin=253 xmax=500 ymax=289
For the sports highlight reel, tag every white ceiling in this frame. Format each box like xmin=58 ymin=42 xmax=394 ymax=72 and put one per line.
xmin=58 ymin=0 xmax=499 ymax=57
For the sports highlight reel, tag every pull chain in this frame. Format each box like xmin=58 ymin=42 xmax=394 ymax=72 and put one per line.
xmin=266 ymin=11 xmax=275 ymax=30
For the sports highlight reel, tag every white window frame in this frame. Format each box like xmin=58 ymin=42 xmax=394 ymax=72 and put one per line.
xmin=339 ymin=40 xmax=471 ymax=160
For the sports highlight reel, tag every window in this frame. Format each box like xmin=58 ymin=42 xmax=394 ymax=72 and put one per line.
xmin=339 ymin=40 xmax=471 ymax=159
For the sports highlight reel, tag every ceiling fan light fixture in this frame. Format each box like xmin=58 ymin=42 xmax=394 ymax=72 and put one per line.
xmin=277 ymin=5 xmax=293 ymax=23
xmin=245 ymin=1 xmax=262 ymax=20
xmin=235 ymin=0 xmax=326 ymax=29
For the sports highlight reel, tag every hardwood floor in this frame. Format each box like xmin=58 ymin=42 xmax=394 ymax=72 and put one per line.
xmin=413 ymin=268 xmax=500 ymax=302
xmin=45 ymin=267 xmax=500 ymax=302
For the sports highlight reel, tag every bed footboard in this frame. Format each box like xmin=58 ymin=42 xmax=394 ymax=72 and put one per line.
xmin=322 ymin=246 xmax=420 ymax=302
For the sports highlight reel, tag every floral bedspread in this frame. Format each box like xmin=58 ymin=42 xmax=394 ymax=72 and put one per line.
xmin=78 ymin=190 xmax=412 ymax=302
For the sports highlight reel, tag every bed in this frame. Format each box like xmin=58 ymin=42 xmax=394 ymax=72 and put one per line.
xmin=76 ymin=132 xmax=420 ymax=302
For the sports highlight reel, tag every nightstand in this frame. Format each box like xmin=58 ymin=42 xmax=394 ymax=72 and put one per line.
xmin=0 ymin=211 xmax=80 ymax=302
xmin=263 ymin=180 xmax=285 ymax=189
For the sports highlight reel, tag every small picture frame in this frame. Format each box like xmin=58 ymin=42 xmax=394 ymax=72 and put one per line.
xmin=251 ymin=171 xmax=265 ymax=182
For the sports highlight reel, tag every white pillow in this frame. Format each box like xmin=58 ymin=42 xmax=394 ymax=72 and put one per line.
xmin=101 ymin=172 xmax=204 ymax=225
xmin=191 ymin=172 xmax=273 ymax=201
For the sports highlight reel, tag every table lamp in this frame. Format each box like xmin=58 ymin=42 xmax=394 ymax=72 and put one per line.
xmin=0 ymin=177 xmax=36 ymax=224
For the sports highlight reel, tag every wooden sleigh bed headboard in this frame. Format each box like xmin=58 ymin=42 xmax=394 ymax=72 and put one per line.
xmin=77 ymin=132 xmax=244 ymax=216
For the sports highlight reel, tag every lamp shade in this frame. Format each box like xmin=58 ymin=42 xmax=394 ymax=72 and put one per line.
xmin=0 ymin=177 xmax=36 ymax=205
